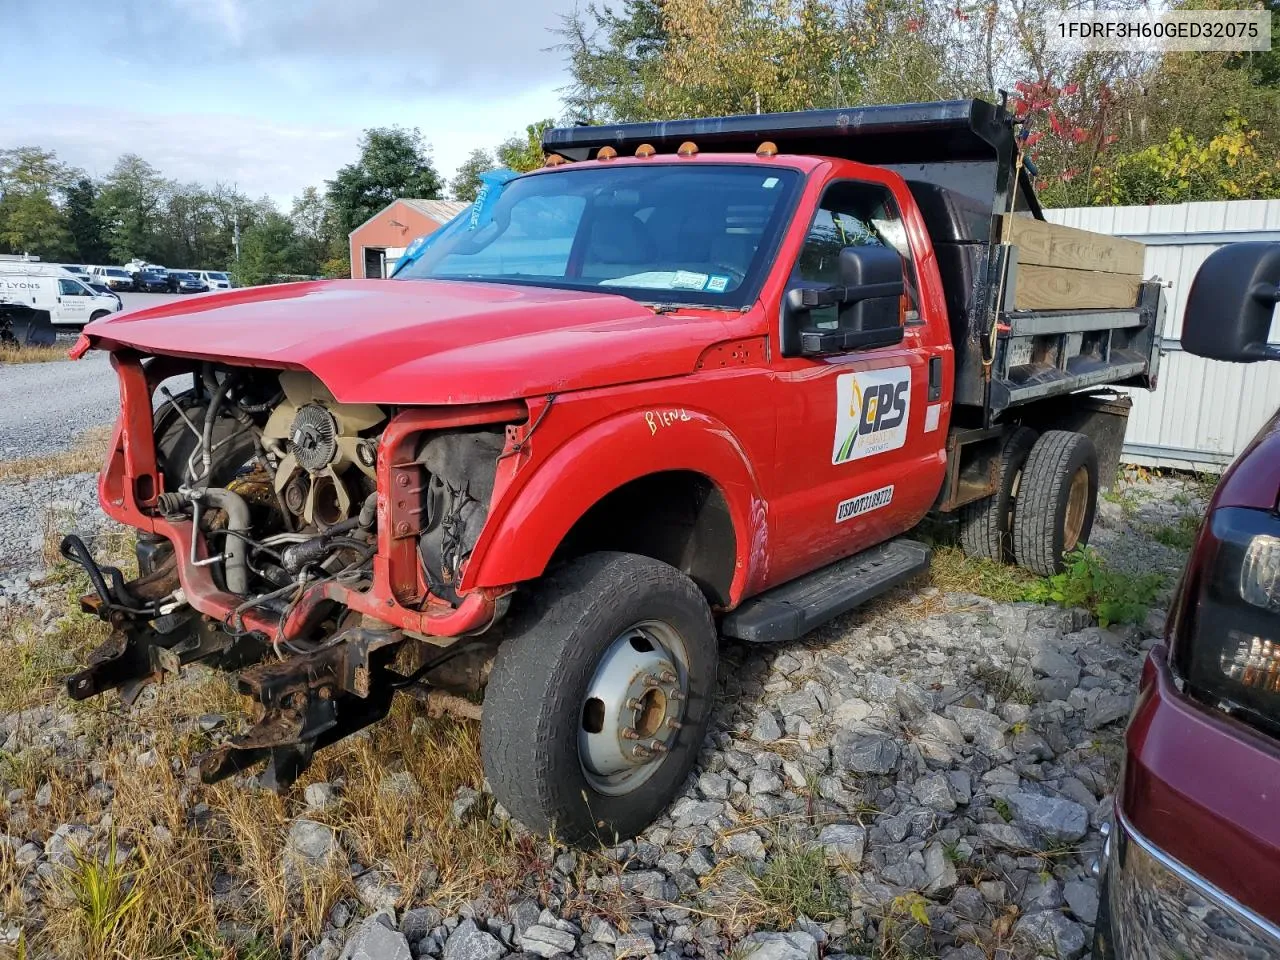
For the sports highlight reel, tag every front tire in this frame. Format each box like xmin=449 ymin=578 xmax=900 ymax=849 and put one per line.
xmin=481 ymin=552 xmax=718 ymax=844
xmin=1012 ymin=430 xmax=1099 ymax=575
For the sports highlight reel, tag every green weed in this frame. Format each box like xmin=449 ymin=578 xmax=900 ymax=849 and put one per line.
xmin=1150 ymin=513 xmax=1201 ymax=552
xmin=1023 ymin=548 xmax=1163 ymax=627
xmin=63 ymin=832 xmax=144 ymax=956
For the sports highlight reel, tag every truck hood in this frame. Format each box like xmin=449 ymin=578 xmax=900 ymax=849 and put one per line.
xmin=82 ymin=279 xmax=738 ymax=405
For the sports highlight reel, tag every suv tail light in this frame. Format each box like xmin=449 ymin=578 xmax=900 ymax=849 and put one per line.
xmin=1173 ymin=507 xmax=1280 ymax=736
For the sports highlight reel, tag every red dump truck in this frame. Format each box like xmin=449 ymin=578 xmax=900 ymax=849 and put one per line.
xmin=64 ymin=98 xmax=1162 ymax=841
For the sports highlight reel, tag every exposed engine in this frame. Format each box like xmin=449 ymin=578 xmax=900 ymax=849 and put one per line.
xmin=62 ymin=359 xmax=511 ymax=788
xmin=262 ymin=372 xmax=383 ymax=529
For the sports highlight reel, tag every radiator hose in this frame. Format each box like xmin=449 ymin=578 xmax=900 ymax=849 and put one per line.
xmin=199 ymin=487 xmax=250 ymax=594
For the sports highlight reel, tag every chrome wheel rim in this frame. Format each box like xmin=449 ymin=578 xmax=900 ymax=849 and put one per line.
xmin=579 ymin=620 xmax=689 ymax=796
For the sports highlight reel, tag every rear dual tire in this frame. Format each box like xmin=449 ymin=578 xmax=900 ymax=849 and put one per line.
xmin=958 ymin=428 xmax=1099 ymax=576
xmin=1012 ymin=430 xmax=1099 ymax=576
xmin=957 ymin=426 xmax=1038 ymax=562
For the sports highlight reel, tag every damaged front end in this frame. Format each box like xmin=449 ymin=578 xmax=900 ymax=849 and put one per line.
xmin=64 ymin=350 xmax=526 ymax=788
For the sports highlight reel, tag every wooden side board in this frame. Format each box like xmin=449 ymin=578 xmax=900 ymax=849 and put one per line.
xmin=1001 ymin=215 xmax=1146 ymax=275
xmin=1013 ymin=264 xmax=1143 ymax=311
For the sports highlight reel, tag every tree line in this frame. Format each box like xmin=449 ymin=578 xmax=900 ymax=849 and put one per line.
xmin=3 ymin=0 xmax=1278 ymax=282
xmin=0 ymin=122 xmax=547 ymax=285
xmin=558 ymin=0 xmax=1280 ymax=207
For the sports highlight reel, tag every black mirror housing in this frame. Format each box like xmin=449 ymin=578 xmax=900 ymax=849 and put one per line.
xmin=1183 ymin=242 xmax=1280 ymax=362
xmin=782 ymin=245 xmax=906 ymax=357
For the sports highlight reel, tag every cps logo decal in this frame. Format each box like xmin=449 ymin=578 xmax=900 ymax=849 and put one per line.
xmin=832 ymin=366 xmax=911 ymax=464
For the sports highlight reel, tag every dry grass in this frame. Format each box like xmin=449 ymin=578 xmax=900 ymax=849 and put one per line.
xmin=928 ymin=546 xmax=1040 ymax=603
xmin=0 ymin=602 xmax=110 ymax=715
xmin=0 ymin=343 xmax=70 ymax=365
xmin=0 ymin=425 xmax=113 ymax=483
xmin=0 ymin=610 xmax=556 ymax=959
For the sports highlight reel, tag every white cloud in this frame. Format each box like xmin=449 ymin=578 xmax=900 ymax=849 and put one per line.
xmin=0 ymin=77 xmax=563 ymax=206
xmin=0 ymin=0 xmax=574 ymax=205
xmin=0 ymin=105 xmax=358 ymax=206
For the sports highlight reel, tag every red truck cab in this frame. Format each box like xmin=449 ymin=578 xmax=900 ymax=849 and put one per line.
xmin=1095 ymin=242 xmax=1280 ymax=958
xmin=65 ymin=100 xmax=1161 ymax=842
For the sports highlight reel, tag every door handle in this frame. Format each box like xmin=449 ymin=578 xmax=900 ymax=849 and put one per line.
xmin=928 ymin=355 xmax=943 ymax=401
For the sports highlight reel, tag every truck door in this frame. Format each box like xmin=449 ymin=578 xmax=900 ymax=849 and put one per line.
xmin=767 ymin=176 xmax=948 ymax=584
xmin=54 ymin=277 xmax=92 ymax=325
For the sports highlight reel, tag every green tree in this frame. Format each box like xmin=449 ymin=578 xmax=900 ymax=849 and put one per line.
xmin=496 ymin=121 xmax=556 ymax=173
xmin=325 ymin=127 xmax=443 ymax=236
xmin=450 ymin=148 xmax=496 ymax=201
xmin=233 ymin=211 xmax=302 ymax=286
xmin=0 ymin=147 xmax=74 ymax=258
xmin=557 ymin=0 xmax=669 ymax=122
xmin=1096 ymin=115 xmax=1280 ymax=205
xmin=289 ymin=186 xmax=329 ymax=277
xmin=64 ymin=177 xmax=109 ymax=263
xmin=97 ymin=154 xmax=170 ymax=263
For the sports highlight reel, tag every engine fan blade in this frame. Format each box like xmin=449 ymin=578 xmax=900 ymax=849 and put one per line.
xmin=274 ymin=451 xmax=299 ymax=493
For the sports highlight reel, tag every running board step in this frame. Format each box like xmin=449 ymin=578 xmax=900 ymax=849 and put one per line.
xmin=720 ymin=539 xmax=931 ymax=643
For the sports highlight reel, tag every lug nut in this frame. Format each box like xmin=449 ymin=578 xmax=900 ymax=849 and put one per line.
xmin=659 ymin=670 xmax=677 ymax=684
xmin=666 ymin=718 xmax=682 ymax=731
xmin=668 ymin=690 xmax=686 ymax=702
xmin=632 ymin=745 xmax=651 ymax=759
xmin=648 ymin=740 xmax=668 ymax=754
xmin=622 ymin=728 xmax=639 ymax=740
xmin=626 ymin=697 xmax=642 ymax=710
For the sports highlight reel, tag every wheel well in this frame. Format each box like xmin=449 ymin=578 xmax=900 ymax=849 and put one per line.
xmin=551 ymin=471 xmax=736 ymax=607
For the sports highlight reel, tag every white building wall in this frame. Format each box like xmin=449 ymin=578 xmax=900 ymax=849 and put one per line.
xmin=1044 ymin=200 xmax=1280 ymax=471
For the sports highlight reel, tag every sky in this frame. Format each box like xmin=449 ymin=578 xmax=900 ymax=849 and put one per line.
xmin=0 ymin=0 xmax=577 ymax=206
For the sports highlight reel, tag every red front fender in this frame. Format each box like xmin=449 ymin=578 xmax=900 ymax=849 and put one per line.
xmin=460 ymin=406 xmax=768 ymax=606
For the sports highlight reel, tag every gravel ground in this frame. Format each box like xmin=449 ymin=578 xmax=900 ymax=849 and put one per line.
xmin=0 ymin=291 xmax=206 ymax=463
xmin=0 ymin=353 xmax=119 ymax=461
xmin=0 ymin=468 xmax=1208 ymax=959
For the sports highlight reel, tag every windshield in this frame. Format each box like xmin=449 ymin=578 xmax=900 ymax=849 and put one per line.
xmin=106 ymin=269 xmax=127 ymax=277
xmin=208 ymin=272 xmax=227 ymax=280
xmin=394 ymin=164 xmax=801 ymax=307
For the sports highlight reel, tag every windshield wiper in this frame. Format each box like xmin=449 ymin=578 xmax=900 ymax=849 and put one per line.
xmin=639 ymin=301 xmax=744 ymax=314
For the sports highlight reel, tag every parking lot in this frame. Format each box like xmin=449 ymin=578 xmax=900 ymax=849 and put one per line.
xmin=116 ymin=290 xmax=189 ymax=311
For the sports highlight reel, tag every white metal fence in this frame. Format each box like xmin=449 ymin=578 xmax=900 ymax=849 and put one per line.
xmin=1045 ymin=199 xmax=1280 ymax=471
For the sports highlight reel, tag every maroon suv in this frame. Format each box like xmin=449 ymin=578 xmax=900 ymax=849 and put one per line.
xmin=1094 ymin=242 xmax=1280 ymax=958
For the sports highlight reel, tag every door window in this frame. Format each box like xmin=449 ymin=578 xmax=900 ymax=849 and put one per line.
xmin=58 ymin=278 xmax=86 ymax=296
xmin=793 ymin=181 xmax=917 ymax=330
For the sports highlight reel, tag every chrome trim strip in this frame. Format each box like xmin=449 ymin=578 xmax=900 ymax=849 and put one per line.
xmin=1111 ymin=808 xmax=1280 ymax=957
xmin=1118 ymin=808 xmax=1280 ymax=941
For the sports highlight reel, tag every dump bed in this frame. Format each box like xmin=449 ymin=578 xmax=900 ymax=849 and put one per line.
xmin=544 ymin=99 xmax=1161 ymax=419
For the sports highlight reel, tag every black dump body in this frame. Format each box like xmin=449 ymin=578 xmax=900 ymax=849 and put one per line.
xmin=545 ymin=100 xmax=1161 ymax=422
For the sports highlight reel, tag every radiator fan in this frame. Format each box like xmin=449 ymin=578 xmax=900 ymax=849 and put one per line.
xmin=262 ymin=372 xmax=385 ymax=526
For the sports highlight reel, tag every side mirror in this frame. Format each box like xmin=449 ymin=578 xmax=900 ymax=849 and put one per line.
xmin=1183 ymin=242 xmax=1280 ymax=362
xmin=782 ymin=246 xmax=906 ymax=356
